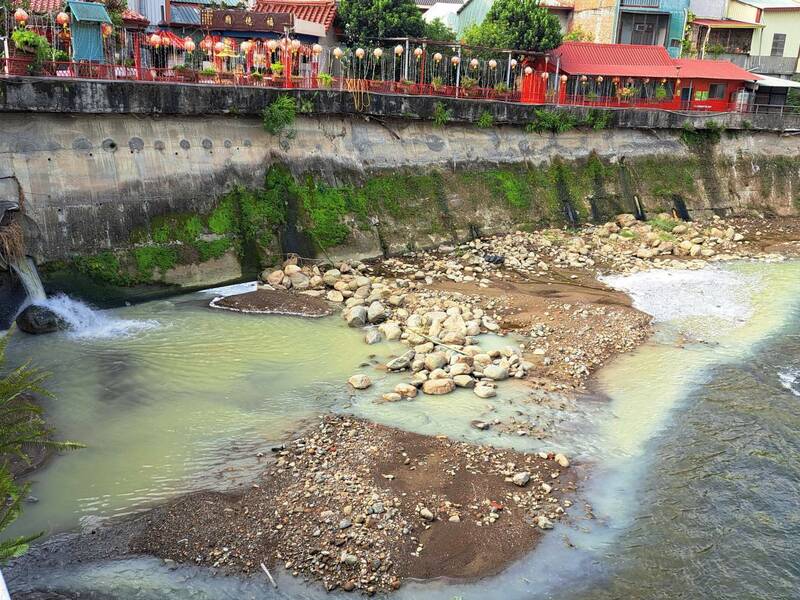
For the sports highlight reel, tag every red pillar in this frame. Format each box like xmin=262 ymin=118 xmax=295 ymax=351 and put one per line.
xmin=133 ymin=32 xmax=141 ymax=79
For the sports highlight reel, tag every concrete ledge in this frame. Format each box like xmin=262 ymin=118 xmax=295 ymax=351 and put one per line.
xmin=1 ymin=76 xmax=798 ymax=132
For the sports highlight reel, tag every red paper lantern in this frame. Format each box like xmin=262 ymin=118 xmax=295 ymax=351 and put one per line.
xmin=56 ymin=12 xmax=70 ymax=28
xmin=200 ymin=37 xmax=213 ymax=52
xmin=184 ymin=38 xmax=196 ymax=53
xmin=101 ymin=23 xmax=113 ymax=38
xmin=14 ymin=8 xmax=28 ymax=25
xmin=214 ymin=41 xmax=225 ymax=54
xmin=149 ymin=33 xmax=162 ymax=47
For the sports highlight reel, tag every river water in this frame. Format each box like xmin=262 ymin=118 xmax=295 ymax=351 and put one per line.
xmin=6 ymin=261 xmax=800 ymax=599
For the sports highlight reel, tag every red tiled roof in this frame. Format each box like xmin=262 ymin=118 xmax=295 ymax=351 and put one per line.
xmin=674 ymin=59 xmax=761 ymax=81
xmin=553 ymin=42 xmax=678 ymax=78
xmin=122 ymin=8 xmax=150 ymax=24
xmin=254 ymin=0 xmax=336 ymax=30
xmin=18 ymin=0 xmax=62 ymax=13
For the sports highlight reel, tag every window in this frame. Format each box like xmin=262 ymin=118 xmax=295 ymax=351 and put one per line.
xmin=709 ymin=83 xmax=727 ymax=99
xmin=771 ymin=33 xmax=786 ymax=57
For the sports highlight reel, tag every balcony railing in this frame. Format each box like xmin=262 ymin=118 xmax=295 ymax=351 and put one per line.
xmin=718 ymin=53 xmax=799 ymax=75
xmin=620 ymin=0 xmax=661 ymax=8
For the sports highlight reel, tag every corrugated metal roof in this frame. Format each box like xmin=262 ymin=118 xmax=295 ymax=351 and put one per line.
xmin=674 ymin=59 xmax=761 ymax=81
xmin=170 ymin=4 xmax=201 ymax=24
xmin=554 ymin=42 xmax=679 ymax=77
xmin=416 ymin=0 xmax=464 ymax=6
xmin=68 ymin=1 xmax=112 ymax=23
xmin=692 ymin=18 xmax=764 ymax=27
xmin=254 ymin=0 xmax=336 ymax=30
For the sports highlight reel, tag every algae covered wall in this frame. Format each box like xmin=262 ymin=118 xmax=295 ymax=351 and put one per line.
xmin=1 ymin=110 xmax=799 ymax=302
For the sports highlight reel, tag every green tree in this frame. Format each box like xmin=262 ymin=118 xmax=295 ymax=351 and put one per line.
xmin=463 ymin=0 xmax=562 ymax=52
xmin=423 ymin=17 xmax=457 ymax=42
xmin=0 ymin=331 xmax=82 ymax=559
xmin=337 ymin=0 xmax=425 ymax=44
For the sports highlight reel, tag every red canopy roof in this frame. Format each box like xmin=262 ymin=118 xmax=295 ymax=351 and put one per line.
xmin=553 ymin=42 xmax=679 ymax=78
xmin=554 ymin=42 xmax=760 ymax=82
xmin=674 ymin=59 xmax=761 ymax=81
xmin=254 ymin=0 xmax=336 ymax=30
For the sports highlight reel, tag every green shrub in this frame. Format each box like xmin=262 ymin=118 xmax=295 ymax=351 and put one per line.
xmin=648 ymin=215 xmax=679 ymax=232
xmin=73 ymin=251 xmax=127 ymax=286
xmin=133 ymin=246 xmax=178 ymax=279
xmin=317 ymin=72 xmax=334 ymax=88
xmin=477 ymin=110 xmax=494 ymax=129
xmin=433 ymin=101 xmax=452 ymax=127
xmin=526 ymin=109 xmax=576 ymax=134
xmin=194 ymin=238 xmax=232 ymax=262
xmin=262 ymin=95 xmax=296 ymax=135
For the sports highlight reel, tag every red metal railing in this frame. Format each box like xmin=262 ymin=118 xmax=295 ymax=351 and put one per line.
xmin=0 ymin=58 xmax=769 ymax=115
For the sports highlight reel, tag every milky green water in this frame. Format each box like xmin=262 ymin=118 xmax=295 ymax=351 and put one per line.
xmin=7 ymin=261 xmax=800 ymax=600
xmin=5 ymin=291 xmax=402 ymax=538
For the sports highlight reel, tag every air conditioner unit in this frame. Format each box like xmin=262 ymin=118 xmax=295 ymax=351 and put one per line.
xmin=634 ymin=24 xmax=648 ymax=31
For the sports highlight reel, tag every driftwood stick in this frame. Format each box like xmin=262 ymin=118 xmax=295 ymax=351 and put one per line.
xmin=260 ymin=562 xmax=278 ymax=589
xmin=407 ymin=328 xmax=468 ymax=355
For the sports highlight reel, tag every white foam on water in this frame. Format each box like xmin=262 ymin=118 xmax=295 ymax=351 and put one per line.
xmin=600 ymin=266 xmax=759 ymax=326
xmin=779 ymin=368 xmax=800 ymax=397
xmin=197 ymin=281 xmax=257 ymax=297
xmin=36 ymin=294 xmax=159 ymax=340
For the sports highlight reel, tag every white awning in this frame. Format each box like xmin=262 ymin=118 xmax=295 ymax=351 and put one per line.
xmin=755 ymin=74 xmax=800 ymax=88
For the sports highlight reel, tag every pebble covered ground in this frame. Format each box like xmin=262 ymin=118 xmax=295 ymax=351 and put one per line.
xmin=133 ymin=415 xmax=576 ymax=595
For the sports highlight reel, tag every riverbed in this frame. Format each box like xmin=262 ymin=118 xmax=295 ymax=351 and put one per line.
xmin=6 ymin=260 xmax=800 ymax=599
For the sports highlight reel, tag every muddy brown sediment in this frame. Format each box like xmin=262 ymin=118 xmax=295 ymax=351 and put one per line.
xmin=131 ymin=415 xmax=576 ymax=594
xmin=210 ymin=288 xmax=333 ymax=317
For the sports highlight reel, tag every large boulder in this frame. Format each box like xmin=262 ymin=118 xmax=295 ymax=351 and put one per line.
xmin=346 ymin=306 xmax=368 ymax=328
xmin=16 ymin=304 xmax=67 ymax=335
xmin=422 ymin=378 xmax=455 ymax=395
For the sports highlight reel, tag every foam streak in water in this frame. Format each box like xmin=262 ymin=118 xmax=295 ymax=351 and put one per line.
xmin=36 ymin=294 xmax=158 ymax=339
xmin=778 ymin=368 xmax=799 ymax=397
xmin=600 ymin=266 xmax=758 ymax=325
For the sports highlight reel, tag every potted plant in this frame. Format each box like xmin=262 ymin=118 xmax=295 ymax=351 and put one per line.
xmin=398 ymin=78 xmax=415 ymax=94
xmin=173 ymin=63 xmax=196 ymax=82
xmin=431 ymin=76 xmax=444 ymax=92
xmin=270 ymin=62 xmax=284 ymax=79
xmin=461 ymin=76 xmax=479 ymax=97
xmin=9 ymin=28 xmax=52 ymax=75
xmin=654 ymin=85 xmax=668 ymax=101
xmin=199 ymin=66 xmax=217 ymax=83
xmin=617 ymin=86 xmax=636 ymax=102
xmin=317 ymin=71 xmax=333 ymax=88
xmin=251 ymin=71 xmax=264 ymax=84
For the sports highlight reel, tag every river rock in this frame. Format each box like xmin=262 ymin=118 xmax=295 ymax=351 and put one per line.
xmin=16 ymin=305 xmax=67 ymax=335
xmin=265 ymin=270 xmax=285 ymax=287
xmin=326 ymin=290 xmax=344 ymax=303
xmin=512 ymin=472 xmax=531 ymax=487
xmin=379 ymin=322 xmax=402 ymax=341
xmin=289 ymin=272 xmax=310 ymax=290
xmin=473 ymin=383 xmax=496 ymax=398
xmin=364 ymin=329 xmax=382 ymax=345
xmin=453 ymin=374 xmax=475 ymax=388
xmin=422 ymin=378 xmax=455 ymax=395
xmin=387 ymin=351 xmax=414 ymax=371
xmin=419 ymin=507 xmax=435 ymax=521
xmin=348 ymin=374 xmax=372 ymax=390
xmin=423 ymin=352 xmax=448 ymax=371
xmin=554 ymin=453 xmax=570 ymax=468
xmin=322 ymin=268 xmax=341 ymax=286
xmin=284 ymin=264 xmax=302 ymax=276
xmin=536 ymin=515 xmax=554 ymax=530
xmin=367 ymin=301 xmax=387 ymax=324
xmin=394 ymin=383 xmax=418 ymax=398
xmin=483 ymin=365 xmax=509 ymax=380
xmin=346 ymin=306 xmax=368 ymax=328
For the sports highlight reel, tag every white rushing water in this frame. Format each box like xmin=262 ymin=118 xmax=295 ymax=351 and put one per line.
xmin=10 ymin=256 xmax=46 ymax=304
xmin=778 ymin=368 xmax=800 ymax=397
xmin=34 ymin=294 xmax=159 ymax=339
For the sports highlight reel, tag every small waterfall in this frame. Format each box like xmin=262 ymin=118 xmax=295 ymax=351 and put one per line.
xmin=10 ymin=256 xmax=46 ymax=303
xmin=36 ymin=294 xmax=159 ymax=339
